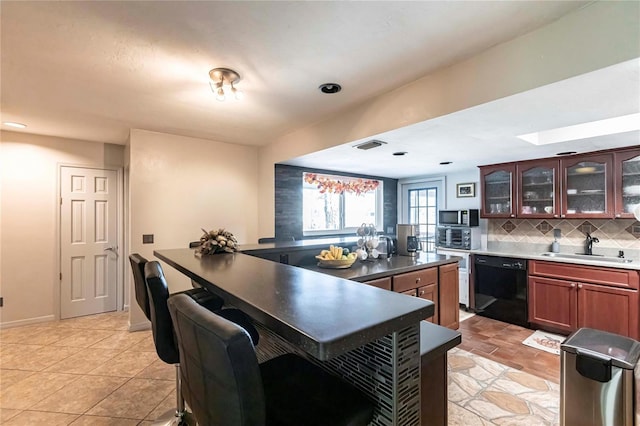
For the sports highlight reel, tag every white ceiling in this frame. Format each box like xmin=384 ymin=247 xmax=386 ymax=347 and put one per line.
xmin=2 ymin=1 xmax=638 ymax=178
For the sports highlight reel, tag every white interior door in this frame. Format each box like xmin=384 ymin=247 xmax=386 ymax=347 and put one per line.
xmin=60 ymin=166 xmax=118 ymax=319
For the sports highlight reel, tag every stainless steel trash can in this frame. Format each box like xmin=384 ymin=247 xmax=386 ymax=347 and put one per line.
xmin=560 ymin=328 xmax=640 ymax=426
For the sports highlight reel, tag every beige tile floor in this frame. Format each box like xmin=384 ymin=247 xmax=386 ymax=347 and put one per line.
xmin=1 ymin=311 xmax=174 ymax=425
xmin=1 ymin=310 xmax=558 ymax=425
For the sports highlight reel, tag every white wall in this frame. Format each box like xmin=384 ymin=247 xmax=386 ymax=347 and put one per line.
xmin=444 ymin=170 xmax=481 ymax=211
xmin=127 ymin=129 xmax=259 ymax=329
xmin=258 ymin=1 xmax=640 ymax=237
xmin=0 ymin=131 xmax=124 ymax=326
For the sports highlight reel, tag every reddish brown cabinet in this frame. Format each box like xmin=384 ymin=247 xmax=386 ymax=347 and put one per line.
xmin=561 ymin=153 xmax=613 ymax=219
xmin=528 ymin=260 xmax=639 ymax=339
xmin=480 ymin=146 xmax=639 ymax=219
xmin=391 ymin=263 xmax=459 ymax=329
xmin=480 ymin=164 xmax=516 ymax=218
xmin=438 ymin=262 xmax=459 ymax=330
xmin=614 ymin=147 xmax=640 ymax=218
xmin=516 ymin=159 xmax=560 ymax=218
xmin=364 ymin=276 xmax=392 ymax=291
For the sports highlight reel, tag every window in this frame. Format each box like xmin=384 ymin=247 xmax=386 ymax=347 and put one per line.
xmin=303 ymin=173 xmax=383 ymax=235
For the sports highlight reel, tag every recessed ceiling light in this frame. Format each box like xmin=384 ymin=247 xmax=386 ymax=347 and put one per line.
xmin=439 ymin=161 xmax=452 ymax=165
xmin=518 ymin=113 xmax=640 ymax=145
xmin=319 ymin=83 xmax=342 ymax=94
xmin=3 ymin=122 xmax=26 ymax=129
xmin=556 ymin=151 xmax=577 ymax=156
xmin=354 ymin=140 xmax=386 ymax=150
xmin=393 ymin=152 xmax=407 ymax=156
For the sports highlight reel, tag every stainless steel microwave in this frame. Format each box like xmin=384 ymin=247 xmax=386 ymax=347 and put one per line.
xmin=436 ymin=226 xmax=481 ymax=250
xmin=438 ymin=209 xmax=479 ymax=227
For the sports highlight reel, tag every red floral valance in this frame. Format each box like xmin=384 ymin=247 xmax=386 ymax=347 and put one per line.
xmin=304 ymin=173 xmax=380 ymax=195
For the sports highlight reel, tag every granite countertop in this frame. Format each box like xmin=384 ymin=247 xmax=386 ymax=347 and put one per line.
xmin=301 ymin=251 xmax=461 ymax=282
xmin=437 ymin=247 xmax=640 ymax=271
xmin=154 ymin=248 xmax=434 ymax=361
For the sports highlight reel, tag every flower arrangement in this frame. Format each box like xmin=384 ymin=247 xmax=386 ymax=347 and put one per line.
xmin=195 ymin=228 xmax=238 ymax=255
xmin=304 ymin=173 xmax=379 ymax=195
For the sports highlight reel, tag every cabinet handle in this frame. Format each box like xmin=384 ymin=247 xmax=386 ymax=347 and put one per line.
xmin=616 ymin=214 xmax=621 ymax=218
xmin=416 ymin=277 xmax=421 ymax=283
xmin=510 ymin=214 xmax=515 ymax=218
xmin=561 ymin=215 xmax=565 ymax=218
xmin=419 ymin=290 xmax=425 ymax=296
xmin=570 ymin=283 xmax=576 ymax=288
xmin=578 ymin=284 xmax=582 ymax=289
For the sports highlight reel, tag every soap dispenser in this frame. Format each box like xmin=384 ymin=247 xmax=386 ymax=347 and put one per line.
xmin=551 ymin=228 xmax=561 ymax=253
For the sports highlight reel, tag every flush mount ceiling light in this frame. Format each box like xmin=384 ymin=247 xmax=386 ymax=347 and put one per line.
xmin=518 ymin=113 xmax=640 ymax=145
xmin=209 ymin=68 xmax=243 ymax=101
xmin=319 ymin=83 xmax=342 ymax=94
xmin=393 ymin=151 xmax=407 ymax=156
xmin=3 ymin=121 xmax=26 ymax=129
xmin=439 ymin=161 xmax=452 ymax=165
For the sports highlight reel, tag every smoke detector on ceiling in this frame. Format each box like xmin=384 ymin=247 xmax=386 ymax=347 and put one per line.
xmin=354 ymin=140 xmax=387 ymax=150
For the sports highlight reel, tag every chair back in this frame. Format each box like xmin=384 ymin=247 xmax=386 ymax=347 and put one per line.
xmin=168 ymin=293 xmax=265 ymax=426
xmin=129 ymin=253 xmax=151 ymax=320
xmin=144 ymin=261 xmax=180 ymax=364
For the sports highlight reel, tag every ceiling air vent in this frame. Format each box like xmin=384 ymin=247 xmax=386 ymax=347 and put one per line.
xmin=354 ymin=140 xmax=387 ymax=150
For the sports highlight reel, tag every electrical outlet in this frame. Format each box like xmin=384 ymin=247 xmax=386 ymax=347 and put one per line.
xmin=142 ymin=234 xmax=154 ymax=244
xmin=0 ymin=297 xmax=4 ymax=307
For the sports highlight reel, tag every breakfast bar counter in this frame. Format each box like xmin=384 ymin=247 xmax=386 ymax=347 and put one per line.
xmin=154 ymin=247 xmax=451 ymax=425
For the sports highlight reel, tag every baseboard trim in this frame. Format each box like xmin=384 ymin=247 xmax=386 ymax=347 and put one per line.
xmin=0 ymin=314 xmax=56 ymax=329
xmin=128 ymin=320 xmax=151 ymax=332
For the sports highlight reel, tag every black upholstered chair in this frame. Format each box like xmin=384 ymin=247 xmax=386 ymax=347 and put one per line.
xmin=168 ymin=293 xmax=374 ymax=426
xmin=130 ymin=253 xmax=225 ymax=314
xmin=144 ymin=261 xmax=260 ymax=425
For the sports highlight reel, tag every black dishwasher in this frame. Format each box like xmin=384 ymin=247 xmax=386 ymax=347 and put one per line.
xmin=473 ymin=255 xmax=528 ymax=327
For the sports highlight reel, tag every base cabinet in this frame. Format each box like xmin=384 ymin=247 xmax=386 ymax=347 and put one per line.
xmin=528 ymin=260 xmax=639 ymax=339
xmin=392 ymin=264 xmax=459 ymax=330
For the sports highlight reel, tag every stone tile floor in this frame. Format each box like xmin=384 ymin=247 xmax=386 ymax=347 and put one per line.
xmin=0 ymin=310 xmax=560 ymax=425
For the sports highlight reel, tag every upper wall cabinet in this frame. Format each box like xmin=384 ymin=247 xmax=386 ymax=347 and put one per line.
xmin=480 ymin=164 xmax=515 ymax=218
xmin=561 ymin=153 xmax=613 ymax=219
xmin=480 ymin=146 xmax=639 ymax=219
xmin=517 ymin=159 xmax=559 ymax=218
xmin=614 ymin=148 xmax=640 ymax=218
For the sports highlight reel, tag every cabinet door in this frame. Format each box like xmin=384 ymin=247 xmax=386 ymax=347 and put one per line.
xmin=438 ymin=263 xmax=459 ymax=329
xmin=516 ymin=159 xmax=559 ymax=218
xmin=614 ymin=148 xmax=640 ymax=218
xmin=528 ymin=276 xmax=577 ymax=334
xmin=561 ymin=153 xmax=613 ymax=218
xmin=417 ymin=284 xmax=438 ymax=324
xmin=578 ymin=283 xmax=639 ymax=339
xmin=364 ymin=277 xmax=392 ymax=291
xmin=480 ymin=164 xmax=516 ymax=218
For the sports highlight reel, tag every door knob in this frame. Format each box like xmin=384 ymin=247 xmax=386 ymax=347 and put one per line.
xmin=104 ymin=246 xmax=118 ymax=257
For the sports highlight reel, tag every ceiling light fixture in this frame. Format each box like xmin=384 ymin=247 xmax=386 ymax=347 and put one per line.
xmin=209 ymin=68 xmax=243 ymax=102
xmin=393 ymin=152 xmax=407 ymax=156
xmin=319 ymin=83 xmax=342 ymax=94
xmin=518 ymin=113 xmax=640 ymax=145
xmin=3 ymin=122 xmax=26 ymax=129
xmin=439 ymin=161 xmax=452 ymax=165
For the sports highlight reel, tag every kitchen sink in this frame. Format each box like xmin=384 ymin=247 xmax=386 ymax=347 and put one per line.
xmin=540 ymin=252 xmax=634 ymax=263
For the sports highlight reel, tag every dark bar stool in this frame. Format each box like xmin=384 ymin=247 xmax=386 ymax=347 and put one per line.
xmin=144 ymin=261 xmax=260 ymax=425
xmin=168 ymin=293 xmax=374 ymax=426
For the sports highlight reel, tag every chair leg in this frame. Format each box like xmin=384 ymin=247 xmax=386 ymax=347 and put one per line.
xmin=151 ymin=364 xmax=194 ymax=426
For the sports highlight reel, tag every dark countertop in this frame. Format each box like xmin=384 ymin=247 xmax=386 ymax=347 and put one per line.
xmin=420 ymin=321 xmax=461 ymax=363
xmin=300 ymin=251 xmax=461 ymax=282
xmin=154 ymin=248 xmax=434 ymax=361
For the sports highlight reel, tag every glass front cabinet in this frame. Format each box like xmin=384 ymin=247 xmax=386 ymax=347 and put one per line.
xmin=516 ymin=160 xmax=559 ymax=218
xmin=561 ymin=154 xmax=613 ymax=218
xmin=480 ymin=164 xmax=515 ymax=218
xmin=614 ymin=148 xmax=640 ymax=218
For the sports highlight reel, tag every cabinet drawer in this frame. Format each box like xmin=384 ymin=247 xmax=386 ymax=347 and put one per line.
xmin=364 ymin=277 xmax=392 ymax=291
xmin=393 ymin=268 xmax=438 ymax=293
xmin=529 ymin=260 xmax=639 ymax=290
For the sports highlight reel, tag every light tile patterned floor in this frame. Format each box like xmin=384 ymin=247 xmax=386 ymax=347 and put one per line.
xmin=0 ymin=311 xmax=559 ymax=425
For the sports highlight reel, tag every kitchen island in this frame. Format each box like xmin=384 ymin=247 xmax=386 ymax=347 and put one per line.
xmin=154 ymin=247 xmax=459 ymax=425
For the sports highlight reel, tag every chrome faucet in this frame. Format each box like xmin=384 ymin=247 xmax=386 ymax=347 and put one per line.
xmin=585 ymin=233 xmax=599 ymax=255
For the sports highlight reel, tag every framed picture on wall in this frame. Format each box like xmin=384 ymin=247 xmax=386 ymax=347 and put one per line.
xmin=456 ymin=182 xmax=475 ymax=198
